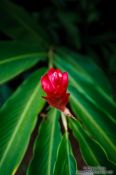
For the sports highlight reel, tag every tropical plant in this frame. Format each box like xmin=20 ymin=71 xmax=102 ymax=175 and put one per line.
xmin=0 ymin=0 xmax=116 ymax=175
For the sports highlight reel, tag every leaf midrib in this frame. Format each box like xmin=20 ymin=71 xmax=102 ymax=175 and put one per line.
xmin=0 ymin=52 xmax=46 ymax=65
xmin=47 ymin=109 xmax=57 ymax=175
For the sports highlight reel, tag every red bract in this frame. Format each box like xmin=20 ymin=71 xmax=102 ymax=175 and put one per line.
xmin=41 ymin=68 xmax=70 ymax=111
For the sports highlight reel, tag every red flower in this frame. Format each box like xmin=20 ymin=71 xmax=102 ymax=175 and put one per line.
xmin=41 ymin=68 xmax=70 ymax=111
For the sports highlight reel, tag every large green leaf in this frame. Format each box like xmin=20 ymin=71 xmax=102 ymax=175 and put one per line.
xmin=68 ymin=118 xmax=116 ymax=173
xmin=28 ymin=108 xmax=61 ymax=175
xmin=54 ymin=132 xmax=77 ymax=175
xmin=0 ymin=41 xmax=47 ymax=84
xmin=54 ymin=52 xmax=116 ymax=164
xmin=56 ymin=49 xmax=112 ymax=94
xmin=0 ymin=0 xmax=49 ymax=45
xmin=69 ymin=86 xmax=116 ymax=164
xmin=0 ymin=68 xmax=46 ymax=175
xmin=55 ymin=54 xmax=116 ymax=123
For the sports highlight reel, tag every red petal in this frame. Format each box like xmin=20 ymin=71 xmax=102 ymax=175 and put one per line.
xmin=59 ymin=93 xmax=70 ymax=111
xmin=56 ymin=69 xmax=63 ymax=78
xmin=41 ymin=68 xmax=69 ymax=104
xmin=41 ymin=74 xmax=54 ymax=94
xmin=43 ymin=93 xmax=70 ymax=111
xmin=48 ymin=68 xmax=63 ymax=88
xmin=48 ymin=68 xmax=56 ymax=77
xmin=55 ymin=69 xmax=63 ymax=84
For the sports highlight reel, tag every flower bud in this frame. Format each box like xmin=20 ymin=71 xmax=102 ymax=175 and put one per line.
xmin=41 ymin=68 xmax=70 ymax=111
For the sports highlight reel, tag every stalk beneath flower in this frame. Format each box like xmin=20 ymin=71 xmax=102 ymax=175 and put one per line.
xmin=61 ymin=112 xmax=68 ymax=131
xmin=63 ymin=107 xmax=77 ymax=120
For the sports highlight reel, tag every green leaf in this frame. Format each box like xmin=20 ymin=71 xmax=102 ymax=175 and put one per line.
xmin=68 ymin=118 xmax=116 ymax=173
xmin=55 ymin=49 xmax=112 ymax=94
xmin=54 ymin=132 xmax=77 ymax=175
xmin=0 ymin=68 xmax=46 ymax=175
xmin=0 ymin=0 xmax=49 ymax=45
xmin=0 ymin=41 xmax=47 ymax=84
xmin=69 ymin=86 xmax=116 ymax=165
xmin=55 ymin=53 xmax=116 ymax=123
xmin=54 ymin=49 xmax=116 ymax=165
xmin=28 ymin=108 xmax=61 ymax=175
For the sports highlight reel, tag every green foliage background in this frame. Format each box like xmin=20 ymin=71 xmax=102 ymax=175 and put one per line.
xmin=0 ymin=0 xmax=116 ymax=174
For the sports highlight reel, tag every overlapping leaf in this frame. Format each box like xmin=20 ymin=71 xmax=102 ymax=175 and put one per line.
xmin=56 ymin=49 xmax=112 ymax=94
xmin=55 ymin=53 xmax=116 ymax=123
xmin=54 ymin=132 xmax=77 ymax=175
xmin=0 ymin=68 xmax=46 ymax=175
xmin=54 ymin=52 xmax=116 ymax=164
xmin=69 ymin=86 xmax=116 ymax=164
xmin=0 ymin=41 xmax=47 ymax=84
xmin=28 ymin=108 xmax=61 ymax=175
xmin=68 ymin=118 xmax=116 ymax=173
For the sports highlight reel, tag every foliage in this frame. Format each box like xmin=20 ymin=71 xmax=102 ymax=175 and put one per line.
xmin=0 ymin=0 xmax=116 ymax=175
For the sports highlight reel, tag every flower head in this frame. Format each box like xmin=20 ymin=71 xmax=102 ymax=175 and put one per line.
xmin=41 ymin=68 xmax=70 ymax=111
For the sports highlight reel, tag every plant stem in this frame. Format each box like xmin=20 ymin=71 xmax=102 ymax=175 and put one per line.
xmin=63 ymin=107 xmax=77 ymax=122
xmin=61 ymin=112 xmax=68 ymax=131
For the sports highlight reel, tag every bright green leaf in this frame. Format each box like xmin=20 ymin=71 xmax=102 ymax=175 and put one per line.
xmin=54 ymin=132 xmax=78 ymax=175
xmin=69 ymin=86 xmax=116 ymax=165
xmin=28 ymin=108 xmax=61 ymax=175
xmin=55 ymin=53 xmax=116 ymax=123
xmin=55 ymin=49 xmax=112 ymax=94
xmin=0 ymin=68 xmax=46 ymax=175
xmin=68 ymin=118 xmax=116 ymax=174
xmin=0 ymin=41 xmax=47 ymax=84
